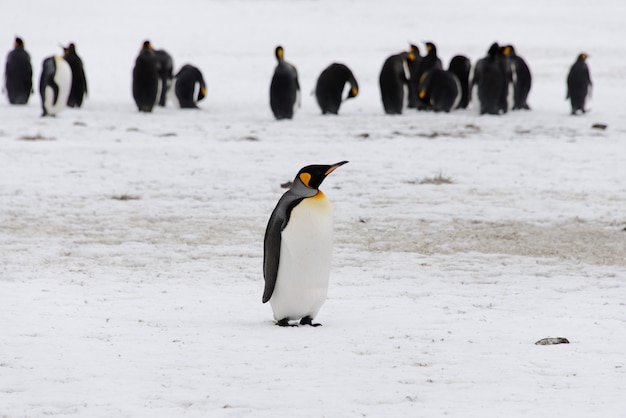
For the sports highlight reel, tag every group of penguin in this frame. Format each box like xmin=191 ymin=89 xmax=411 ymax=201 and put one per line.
xmin=271 ymin=41 xmax=593 ymax=118
xmin=4 ymin=37 xmax=88 ymax=116
xmin=2 ymin=37 xmax=207 ymax=115
xmin=132 ymin=40 xmax=207 ymax=112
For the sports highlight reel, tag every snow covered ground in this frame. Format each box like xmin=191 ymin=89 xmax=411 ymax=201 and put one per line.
xmin=1 ymin=0 xmax=625 ymax=416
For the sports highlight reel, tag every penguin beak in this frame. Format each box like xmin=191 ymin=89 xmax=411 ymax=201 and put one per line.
xmin=325 ymin=161 xmax=349 ymax=176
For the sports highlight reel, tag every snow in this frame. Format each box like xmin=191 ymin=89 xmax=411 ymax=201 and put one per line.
xmin=1 ymin=0 xmax=626 ymax=416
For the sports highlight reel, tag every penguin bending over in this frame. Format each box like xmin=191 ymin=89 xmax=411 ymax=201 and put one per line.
xmin=414 ymin=42 xmax=444 ymax=110
xmin=566 ymin=53 xmax=592 ymax=115
xmin=132 ymin=41 xmax=160 ymax=112
xmin=502 ymin=45 xmax=531 ymax=110
xmin=417 ymin=68 xmax=461 ymax=112
xmin=270 ymin=46 xmax=300 ymax=120
xmin=4 ymin=37 xmax=33 ymax=104
xmin=63 ymin=43 xmax=88 ymax=108
xmin=39 ymin=55 xmax=72 ymax=116
xmin=447 ymin=55 xmax=471 ymax=109
xmin=379 ymin=51 xmax=414 ymax=114
xmin=314 ymin=63 xmax=358 ymax=115
xmin=155 ymin=49 xmax=173 ymax=106
xmin=171 ymin=64 xmax=206 ymax=109
xmin=263 ymin=161 xmax=348 ymax=327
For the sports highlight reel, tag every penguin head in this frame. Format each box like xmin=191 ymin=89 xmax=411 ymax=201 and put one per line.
xmin=275 ymin=46 xmax=284 ymax=61
xmin=293 ymin=161 xmax=348 ymax=190
xmin=425 ymin=42 xmax=437 ymax=55
xmin=14 ymin=37 xmax=24 ymax=48
xmin=347 ymin=86 xmax=358 ymax=99
xmin=502 ymin=45 xmax=514 ymax=56
xmin=487 ymin=42 xmax=500 ymax=57
xmin=198 ymin=86 xmax=207 ymax=101
xmin=142 ymin=40 xmax=153 ymax=50
xmin=62 ymin=43 xmax=76 ymax=56
xmin=579 ymin=53 xmax=588 ymax=61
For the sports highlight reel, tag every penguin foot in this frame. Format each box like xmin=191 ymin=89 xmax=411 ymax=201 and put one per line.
xmin=276 ymin=318 xmax=298 ymax=327
xmin=300 ymin=316 xmax=322 ymax=327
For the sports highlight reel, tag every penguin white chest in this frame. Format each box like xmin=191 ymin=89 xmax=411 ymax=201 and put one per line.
xmin=44 ymin=57 xmax=72 ymax=116
xmin=270 ymin=192 xmax=334 ymax=321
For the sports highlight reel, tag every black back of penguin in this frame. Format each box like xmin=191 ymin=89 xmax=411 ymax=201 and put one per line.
xmin=448 ymin=55 xmax=471 ymax=109
xmin=315 ymin=63 xmax=358 ymax=115
xmin=417 ymin=68 xmax=461 ymax=112
xmin=270 ymin=46 xmax=300 ymax=120
xmin=173 ymin=64 xmax=206 ymax=108
xmin=414 ymin=42 xmax=443 ymax=110
xmin=5 ymin=37 xmax=33 ymax=105
xmin=155 ymin=49 xmax=173 ymax=106
xmin=379 ymin=51 xmax=412 ymax=115
xmin=132 ymin=41 xmax=160 ymax=112
xmin=63 ymin=43 xmax=88 ymax=108
xmin=567 ymin=53 xmax=592 ymax=114
xmin=472 ymin=42 xmax=506 ymax=115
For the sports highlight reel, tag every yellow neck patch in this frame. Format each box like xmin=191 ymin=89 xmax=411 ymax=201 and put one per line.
xmin=299 ymin=172 xmax=311 ymax=187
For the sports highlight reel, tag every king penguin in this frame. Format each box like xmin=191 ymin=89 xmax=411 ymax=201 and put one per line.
xmin=269 ymin=46 xmax=300 ymax=120
xmin=132 ymin=40 xmax=160 ymax=112
xmin=63 ymin=43 xmax=88 ymax=108
xmin=472 ymin=42 xmax=507 ymax=115
xmin=171 ymin=64 xmax=207 ymax=109
xmin=417 ymin=68 xmax=461 ymax=112
xmin=447 ymin=55 xmax=471 ymax=109
xmin=4 ymin=37 xmax=33 ymax=105
xmin=263 ymin=161 xmax=348 ymax=327
xmin=566 ymin=53 xmax=592 ymax=115
xmin=39 ymin=54 xmax=72 ymax=116
xmin=155 ymin=48 xmax=173 ymax=106
xmin=502 ymin=45 xmax=531 ymax=110
xmin=314 ymin=63 xmax=358 ymax=115
xmin=379 ymin=50 xmax=414 ymax=114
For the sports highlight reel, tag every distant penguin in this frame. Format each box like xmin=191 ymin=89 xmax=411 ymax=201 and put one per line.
xmin=4 ymin=37 xmax=33 ymax=104
xmin=406 ymin=44 xmax=423 ymax=109
xmin=132 ymin=40 xmax=160 ymax=112
xmin=39 ymin=55 xmax=72 ymax=116
xmin=62 ymin=43 xmax=88 ymax=108
xmin=417 ymin=68 xmax=461 ymax=112
xmin=314 ymin=63 xmax=358 ymax=115
xmin=447 ymin=55 xmax=471 ymax=109
xmin=472 ymin=42 xmax=507 ymax=115
xmin=379 ymin=51 xmax=414 ymax=114
xmin=269 ymin=46 xmax=300 ymax=120
xmin=566 ymin=53 xmax=592 ymax=115
xmin=502 ymin=45 xmax=531 ymax=110
xmin=155 ymin=49 xmax=173 ymax=106
xmin=263 ymin=161 xmax=348 ymax=327
xmin=171 ymin=64 xmax=206 ymax=109
xmin=414 ymin=42 xmax=443 ymax=110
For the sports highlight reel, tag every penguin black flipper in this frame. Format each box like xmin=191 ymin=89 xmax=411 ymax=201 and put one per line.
xmin=39 ymin=57 xmax=57 ymax=115
xmin=262 ymin=192 xmax=304 ymax=303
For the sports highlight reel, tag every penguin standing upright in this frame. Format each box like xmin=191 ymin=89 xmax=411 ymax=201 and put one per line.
xmin=62 ymin=43 xmax=88 ymax=108
xmin=472 ymin=42 xmax=507 ymax=115
xmin=39 ymin=54 xmax=72 ymax=116
xmin=379 ymin=50 xmax=414 ymax=114
xmin=155 ymin=49 xmax=173 ymax=106
xmin=263 ymin=161 xmax=348 ymax=327
xmin=406 ymin=44 xmax=423 ymax=109
xmin=269 ymin=46 xmax=300 ymax=120
xmin=132 ymin=41 xmax=160 ymax=112
xmin=314 ymin=63 xmax=358 ymax=115
xmin=4 ymin=37 xmax=33 ymax=104
xmin=447 ymin=55 xmax=471 ymax=109
xmin=171 ymin=64 xmax=206 ymax=109
xmin=417 ymin=68 xmax=461 ymax=112
xmin=502 ymin=45 xmax=531 ymax=110
xmin=566 ymin=53 xmax=592 ymax=115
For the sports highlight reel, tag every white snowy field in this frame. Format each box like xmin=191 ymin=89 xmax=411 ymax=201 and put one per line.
xmin=1 ymin=0 xmax=626 ymax=417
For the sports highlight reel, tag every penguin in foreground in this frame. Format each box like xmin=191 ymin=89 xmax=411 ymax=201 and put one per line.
xmin=502 ymin=45 xmax=531 ymax=110
xmin=269 ymin=46 xmax=300 ymax=120
xmin=62 ymin=43 xmax=88 ymax=107
xmin=4 ymin=37 xmax=33 ymax=104
xmin=132 ymin=41 xmax=160 ymax=112
xmin=314 ymin=63 xmax=358 ymax=115
xmin=155 ymin=49 xmax=173 ymax=106
xmin=379 ymin=50 xmax=414 ymax=114
xmin=566 ymin=53 xmax=592 ymax=115
xmin=171 ymin=64 xmax=206 ymax=108
xmin=263 ymin=161 xmax=348 ymax=327
xmin=39 ymin=54 xmax=72 ymax=116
